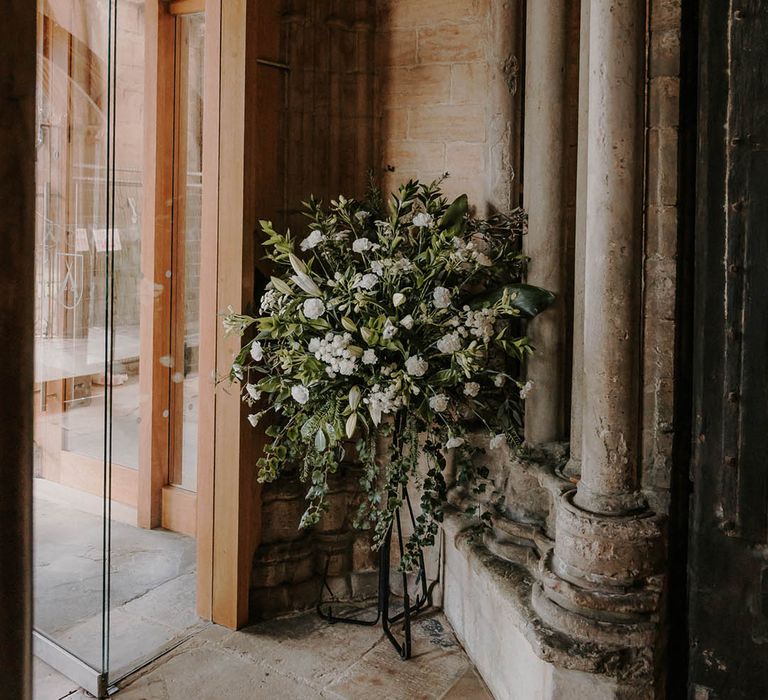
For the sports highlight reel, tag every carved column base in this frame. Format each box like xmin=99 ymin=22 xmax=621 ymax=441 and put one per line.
xmin=533 ymin=490 xmax=665 ymax=647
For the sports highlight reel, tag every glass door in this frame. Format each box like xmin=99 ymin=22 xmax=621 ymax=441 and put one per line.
xmin=33 ymin=1 xmax=205 ymax=694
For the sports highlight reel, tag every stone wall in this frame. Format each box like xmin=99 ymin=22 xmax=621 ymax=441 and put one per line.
xmin=376 ymin=0 xmax=522 ymax=212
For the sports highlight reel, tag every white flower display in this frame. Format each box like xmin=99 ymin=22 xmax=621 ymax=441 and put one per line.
xmin=300 ymin=229 xmax=324 ymax=251
xmin=352 ymin=237 xmax=373 ymax=253
xmin=433 ymin=286 xmax=452 ymax=309
xmin=291 ymin=384 xmax=310 ymax=404
xmin=303 ymin=298 xmax=325 ymax=319
xmin=429 ymin=394 xmax=449 ymax=412
xmin=224 ymin=181 xmax=552 ymax=561
xmin=519 ymin=379 xmax=535 ymax=399
xmin=405 ymin=355 xmax=428 ymax=377
xmin=463 ymin=382 xmax=480 ymax=397
xmin=413 ymin=212 xmax=433 ymax=228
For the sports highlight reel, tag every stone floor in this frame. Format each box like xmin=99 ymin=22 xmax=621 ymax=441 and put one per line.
xmin=35 ymin=608 xmax=492 ymax=699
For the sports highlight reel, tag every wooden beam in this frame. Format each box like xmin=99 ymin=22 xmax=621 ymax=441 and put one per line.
xmin=169 ymin=0 xmax=205 ymax=15
xmin=161 ymin=485 xmax=197 ymax=536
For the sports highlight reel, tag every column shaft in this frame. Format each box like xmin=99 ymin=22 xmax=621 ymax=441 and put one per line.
xmin=522 ymin=1 xmax=571 ymax=444
xmin=575 ymin=0 xmax=646 ymax=515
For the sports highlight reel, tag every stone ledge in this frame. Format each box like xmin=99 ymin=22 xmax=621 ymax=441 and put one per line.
xmin=442 ymin=509 xmax=657 ymax=698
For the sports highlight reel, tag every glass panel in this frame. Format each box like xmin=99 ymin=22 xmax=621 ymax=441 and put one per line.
xmin=33 ymin=0 xmax=112 ymax=674
xmin=171 ymin=13 xmax=205 ymax=492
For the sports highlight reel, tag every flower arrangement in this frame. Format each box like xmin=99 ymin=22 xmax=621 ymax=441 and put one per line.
xmin=225 ymin=178 xmax=553 ymax=566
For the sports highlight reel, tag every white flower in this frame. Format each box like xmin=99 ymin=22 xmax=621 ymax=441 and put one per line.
xmin=382 ymin=319 xmax=398 ymax=340
xmin=352 ymin=237 xmax=373 ymax=253
xmin=250 ymin=341 xmax=263 ymax=362
xmin=494 ymin=374 xmax=506 ymax=387
xmin=355 ymin=210 xmax=370 ymax=223
xmin=392 ymin=293 xmax=406 ymax=307
xmin=362 ymin=349 xmax=377 ymax=365
xmin=247 ymin=414 xmax=260 ymax=427
xmin=357 ymin=273 xmax=379 ymax=290
xmin=405 ymin=355 xmax=428 ymax=377
xmin=291 ymin=385 xmax=310 ymax=405
xmin=445 ymin=436 xmax=465 ymax=449
xmin=232 ymin=363 xmax=244 ymax=380
xmin=429 ymin=394 xmax=449 ymax=412
xmin=400 ymin=314 xmax=414 ymax=330
xmin=303 ymin=298 xmax=325 ymax=319
xmin=245 ymin=384 xmax=261 ymax=401
xmin=300 ymin=230 xmax=324 ymax=251
xmin=437 ymin=331 xmax=463 ymax=354
xmin=371 ymin=260 xmax=385 ymax=276
xmin=465 ymin=307 xmax=497 ymax=343
xmin=490 ymin=433 xmax=506 ymax=450
xmin=463 ymin=382 xmax=480 ymax=397
xmin=520 ymin=379 xmax=535 ymax=399
xmin=433 ymin=286 xmax=452 ymax=309
xmin=412 ymin=212 xmax=433 ymax=228
xmin=308 ymin=337 xmax=321 ymax=353
xmin=474 ymin=253 xmax=492 ymax=267
xmin=364 ymin=382 xmax=403 ymax=426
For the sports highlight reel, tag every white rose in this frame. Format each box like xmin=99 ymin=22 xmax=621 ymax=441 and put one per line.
xmin=405 ymin=355 xmax=428 ymax=377
xmin=291 ymin=385 xmax=310 ymax=405
xmin=300 ymin=230 xmax=324 ymax=251
xmin=392 ymin=293 xmax=406 ymax=307
xmin=437 ymin=331 xmax=462 ymax=354
xmin=412 ymin=212 xmax=433 ymax=228
xmin=429 ymin=394 xmax=449 ymax=412
xmin=362 ymin=349 xmax=377 ymax=365
xmin=250 ymin=341 xmax=263 ymax=361
xmin=463 ymin=382 xmax=480 ymax=397
xmin=433 ymin=286 xmax=452 ymax=309
xmin=519 ymin=379 xmax=534 ymax=399
xmin=303 ymin=298 xmax=326 ymax=319
xmin=400 ymin=314 xmax=414 ymax=329
xmin=490 ymin=433 xmax=506 ymax=450
xmin=352 ymin=237 xmax=372 ymax=253
xmin=445 ymin=436 xmax=465 ymax=449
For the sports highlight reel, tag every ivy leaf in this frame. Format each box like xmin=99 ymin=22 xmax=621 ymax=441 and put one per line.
xmin=468 ymin=283 xmax=555 ymax=319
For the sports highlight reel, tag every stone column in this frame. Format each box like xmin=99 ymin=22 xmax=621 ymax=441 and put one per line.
xmin=522 ymin=1 xmax=571 ymax=444
xmin=534 ymin=0 xmax=664 ymax=653
xmin=0 ymin=3 xmax=36 ymax=698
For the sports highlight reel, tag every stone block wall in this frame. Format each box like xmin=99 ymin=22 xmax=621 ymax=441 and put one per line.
xmin=376 ymin=0 xmax=522 ymax=212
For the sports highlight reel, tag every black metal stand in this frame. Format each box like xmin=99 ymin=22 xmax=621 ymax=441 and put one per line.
xmin=316 ymin=489 xmax=430 ymax=660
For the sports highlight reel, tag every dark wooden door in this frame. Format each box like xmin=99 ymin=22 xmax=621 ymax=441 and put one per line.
xmin=689 ymin=2 xmax=768 ymax=698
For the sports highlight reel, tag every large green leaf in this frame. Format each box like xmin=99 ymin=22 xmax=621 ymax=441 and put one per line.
xmin=469 ymin=283 xmax=555 ymax=319
xmin=439 ymin=194 xmax=468 ymax=234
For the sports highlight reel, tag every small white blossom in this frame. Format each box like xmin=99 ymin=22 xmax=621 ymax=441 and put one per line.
xmin=520 ymin=379 xmax=535 ymax=399
xmin=245 ymin=384 xmax=261 ymax=401
xmin=308 ymin=337 xmax=321 ymax=353
xmin=382 ymin=319 xmax=398 ymax=340
xmin=352 ymin=237 xmax=373 ymax=253
xmin=400 ymin=314 xmax=414 ymax=330
xmin=371 ymin=260 xmax=385 ymax=276
xmin=250 ymin=341 xmax=263 ymax=362
xmin=300 ymin=229 xmax=324 ymax=251
xmin=465 ymin=307 xmax=497 ymax=343
xmin=437 ymin=331 xmax=463 ymax=354
xmin=494 ymin=374 xmax=506 ymax=387
xmin=433 ymin=286 xmax=452 ymax=309
xmin=362 ymin=349 xmax=377 ymax=365
xmin=490 ymin=433 xmax=506 ymax=450
xmin=232 ymin=363 xmax=244 ymax=380
xmin=405 ymin=355 xmax=428 ymax=377
xmin=445 ymin=436 xmax=465 ymax=449
xmin=412 ymin=212 xmax=433 ymax=228
xmin=303 ymin=298 xmax=325 ymax=319
xmin=357 ymin=273 xmax=379 ymax=290
xmin=291 ymin=385 xmax=310 ymax=405
xmin=364 ymin=382 xmax=403 ymax=425
xmin=429 ymin=394 xmax=449 ymax=412
xmin=392 ymin=293 xmax=406 ymax=307
xmin=464 ymin=382 xmax=480 ymax=397
xmin=355 ymin=210 xmax=370 ymax=223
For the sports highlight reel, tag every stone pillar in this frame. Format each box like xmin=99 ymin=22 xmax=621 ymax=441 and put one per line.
xmin=522 ymin=1 xmax=572 ymax=444
xmin=0 ymin=3 xmax=36 ymax=698
xmin=534 ymin=0 xmax=665 ymax=656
